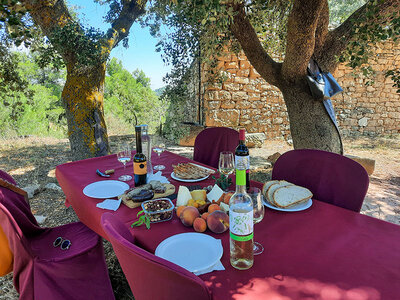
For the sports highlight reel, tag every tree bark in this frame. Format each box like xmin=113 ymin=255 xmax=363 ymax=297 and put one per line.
xmin=280 ymin=82 xmax=342 ymax=153
xmin=23 ymin=0 xmax=146 ymax=160
xmin=62 ymin=63 xmax=108 ymax=160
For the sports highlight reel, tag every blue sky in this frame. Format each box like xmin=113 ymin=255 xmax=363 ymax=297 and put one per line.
xmin=68 ymin=0 xmax=170 ymax=90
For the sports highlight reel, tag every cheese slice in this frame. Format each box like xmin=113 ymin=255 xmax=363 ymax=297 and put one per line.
xmin=206 ymin=184 xmax=224 ymax=203
xmin=190 ymin=190 xmax=207 ymax=201
xmin=176 ymin=186 xmax=192 ymax=207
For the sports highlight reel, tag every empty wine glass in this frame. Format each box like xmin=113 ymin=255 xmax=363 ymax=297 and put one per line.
xmin=153 ymin=143 xmax=165 ymax=171
xmin=249 ymin=187 xmax=265 ymax=255
xmin=117 ymin=143 xmax=132 ymax=181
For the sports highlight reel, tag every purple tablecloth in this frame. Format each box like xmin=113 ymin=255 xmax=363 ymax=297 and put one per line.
xmin=56 ymin=151 xmax=400 ymax=300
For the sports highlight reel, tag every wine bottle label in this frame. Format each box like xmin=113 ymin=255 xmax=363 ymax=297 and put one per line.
xmin=229 ymin=210 xmax=253 ymax=236
xmin=236 ymin=169 xmax=246 ymax=186
xmin=235 ymin=155 xmax=250 ymax=170
xmin=230 ymin=232 xmax=253 ymax=242
xmin=134 ymin=161 xmax=147 ymax=175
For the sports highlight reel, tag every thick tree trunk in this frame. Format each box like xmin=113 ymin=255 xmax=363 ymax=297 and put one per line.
xmin=280 ymin=83 xmax=342 ymax=154
xmin=62 ymin=63 xmax=109 ymax=160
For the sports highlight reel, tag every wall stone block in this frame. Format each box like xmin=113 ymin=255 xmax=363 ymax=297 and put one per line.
xmin=234 ymin=76 xmax=249 ymax=84
xmin=232 ymin=91 xmax=248 ymax=101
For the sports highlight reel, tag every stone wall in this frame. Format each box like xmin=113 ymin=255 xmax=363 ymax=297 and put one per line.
xmin=202 ymin=41 xmax=400 ymax=139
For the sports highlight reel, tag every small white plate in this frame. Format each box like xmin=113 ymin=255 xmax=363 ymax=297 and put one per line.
xmin=83 ymin=180 xmax=129 ymax=199
xmin=171 ymin=172 xmax=210 ymax=182
xmin=155 ymin=233 xmax=223 ymax=274
xmin=263 ymin=198 xmax=312 ymax=212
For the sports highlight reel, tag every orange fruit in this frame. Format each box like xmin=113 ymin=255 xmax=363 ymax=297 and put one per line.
xmin=176 ymin=205 xmax=187 ymax=218
xmin=208 ymin=203 xmax=221 ymax=213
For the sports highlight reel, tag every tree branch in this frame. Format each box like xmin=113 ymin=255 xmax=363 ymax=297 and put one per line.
xmin=23 ymin=0 xmax=73 ymax=60
xmin=105 ymin=0 xmax=147 ymax=50
xmin=317 ymin=0 xmax=400 ymax=72
xmin=313 ymin=0 xmax=329 ymax=59
xmin=230 ymin=4 xmax=281 ymax=88
xmin=281 ymin=0 xmax=325 ymax=81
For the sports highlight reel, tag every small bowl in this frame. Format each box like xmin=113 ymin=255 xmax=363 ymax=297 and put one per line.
xmin=141 ymin=198 xmax=174 ymax=223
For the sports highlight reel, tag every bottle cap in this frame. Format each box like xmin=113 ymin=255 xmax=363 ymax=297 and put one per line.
xmin=239 ymin=128 xmax=245 ymax=141
xmin=140 ymin=124 xmax=148 ymax=135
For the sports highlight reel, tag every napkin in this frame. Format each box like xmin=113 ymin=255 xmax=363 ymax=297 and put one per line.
xmin=147 ymin=171 xmax=170 ymax=184
xmin=194 ymin=260 xmax=225 ymax=276
xmin=96 ymin=198 xmax=122 ymax=211
xmin=194 ymin=239 xmax=225 ymax=275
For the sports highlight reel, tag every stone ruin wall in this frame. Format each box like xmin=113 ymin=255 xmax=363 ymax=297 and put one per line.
xmin=202 ymin=40 xmax=400 ymax=140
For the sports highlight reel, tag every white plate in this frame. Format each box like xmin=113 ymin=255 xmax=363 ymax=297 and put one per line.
xmin=155 ymin=233 xmax=223 ymax=274
xmin=83 ymin=180 xmax=130 ymax=199
xmin=263 ymin=198 xmax=313 ymax=212
xmin=171 ymin=172 xmax=210 ymax=182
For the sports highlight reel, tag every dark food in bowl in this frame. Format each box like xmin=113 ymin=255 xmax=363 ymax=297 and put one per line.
xmin=141 ymin=198 xmax=174 ymax=223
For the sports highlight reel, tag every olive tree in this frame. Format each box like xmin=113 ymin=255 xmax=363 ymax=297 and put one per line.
xmin=147 ymin=0 xmax=399 ymax=153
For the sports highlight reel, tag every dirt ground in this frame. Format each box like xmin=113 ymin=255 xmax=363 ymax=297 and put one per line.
xmin=0 ymin=135 xmax=399 ymax=299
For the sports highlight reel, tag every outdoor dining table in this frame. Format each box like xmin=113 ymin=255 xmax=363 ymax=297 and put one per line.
xmin=56 ymin=150 xmax=400 ymax=300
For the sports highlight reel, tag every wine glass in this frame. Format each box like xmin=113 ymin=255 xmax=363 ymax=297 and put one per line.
xmin=117 ymin=143 xmax=132 ymax=181
xmin=218 ymin=151 xmax=234 ymax=190
xmin=249 ymin=187 xmax=265 ymax=255
xmin=219 ymin=151 xmax=234 ymax=176
xmin=153 ymin=143 xmax=166 ymax=171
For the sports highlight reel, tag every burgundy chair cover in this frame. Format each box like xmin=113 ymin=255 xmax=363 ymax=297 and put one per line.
xmin=193 ymin=127 xmax=239 ymax=168
xmin=271 ymin=149 xmax=369 ymax=212
xmin=0 ymin=170 xmax=115 ymax=300
xmin=101 ymin=213 xmax=212 ymax=300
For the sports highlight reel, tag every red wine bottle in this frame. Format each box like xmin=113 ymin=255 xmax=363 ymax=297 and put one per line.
xmin=235 ymin=128 xmax=250 ymax=190
xmin=134 ymin=126 xmax=147 ymax=186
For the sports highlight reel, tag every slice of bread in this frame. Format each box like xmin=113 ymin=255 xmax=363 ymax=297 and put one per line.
xmin=262 ymin=180 xmax=279 ymax=201
xmin=273 ymin=185 xmax=313 ymax=208
xmin=267 ymin=181 xmax=293 ymax=205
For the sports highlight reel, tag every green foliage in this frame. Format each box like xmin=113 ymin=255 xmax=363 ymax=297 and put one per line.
xmin=131 ymin=210 xmax=151 ymax=229
xmin=0 ymin=52 xmax=66 ymax=138
xmin=212 ymin=173 xmax=232 ymax=191
xmin=160 ymin=76 xmax=191 ymax=142
xmin=104 ymin=58 xmax=167 ymax=133
xmin=329 ymin=0 xmax=367 ymax=28
xmin=339 ymin=0 xmax=400 ymax=86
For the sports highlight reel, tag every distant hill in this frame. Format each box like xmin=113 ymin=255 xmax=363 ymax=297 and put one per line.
xmin=154 ymin=86 xmax=166 ymax=96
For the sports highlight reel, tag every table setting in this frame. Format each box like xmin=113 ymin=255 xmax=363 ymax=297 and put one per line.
xmin=55 ymin=143 xmax=400 ymax=300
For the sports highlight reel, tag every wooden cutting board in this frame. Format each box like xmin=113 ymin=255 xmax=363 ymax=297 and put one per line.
xmin=121 ymin=184 xmax=176 ymax=209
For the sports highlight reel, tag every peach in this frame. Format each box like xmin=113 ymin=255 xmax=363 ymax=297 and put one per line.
xmin=208 ymin=203 xmax=221 ymax=213
xmin=176 ymin=205 xmax=187 ymax=218
xmin=193 ymin=217 xmax=207 ymax=232
xmin=201 ymin=212 xmax=210 ymax=221
xmin=180 ymin=206 xmax=200 ymax=227
xmin=207 ymin=210 xmax=229 ymax=234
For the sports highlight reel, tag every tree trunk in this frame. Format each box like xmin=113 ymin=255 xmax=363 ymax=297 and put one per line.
xmin=280 ymin=82 xmax=342 ymax=154
xmin=62 ymin=63 xmax=109 ymax=160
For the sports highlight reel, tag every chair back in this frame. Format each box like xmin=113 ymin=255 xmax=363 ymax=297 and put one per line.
xmin=0 ymin=170 xmax=42 ymax=288
xmin=101 ymin=213 xmax=212 ymax=300
xmin=272 ymin=149 xmax=369 ymax=212
xmin=193 ymin=127 xmax=239 ymax=168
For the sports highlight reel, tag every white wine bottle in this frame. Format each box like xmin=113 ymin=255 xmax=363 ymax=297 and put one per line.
xmin=229 ymin=157 xmax=254 ymax=270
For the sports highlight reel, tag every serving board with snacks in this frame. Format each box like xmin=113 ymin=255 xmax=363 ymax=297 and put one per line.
xmin=121 ymin=183 xmax=176 ymax=209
